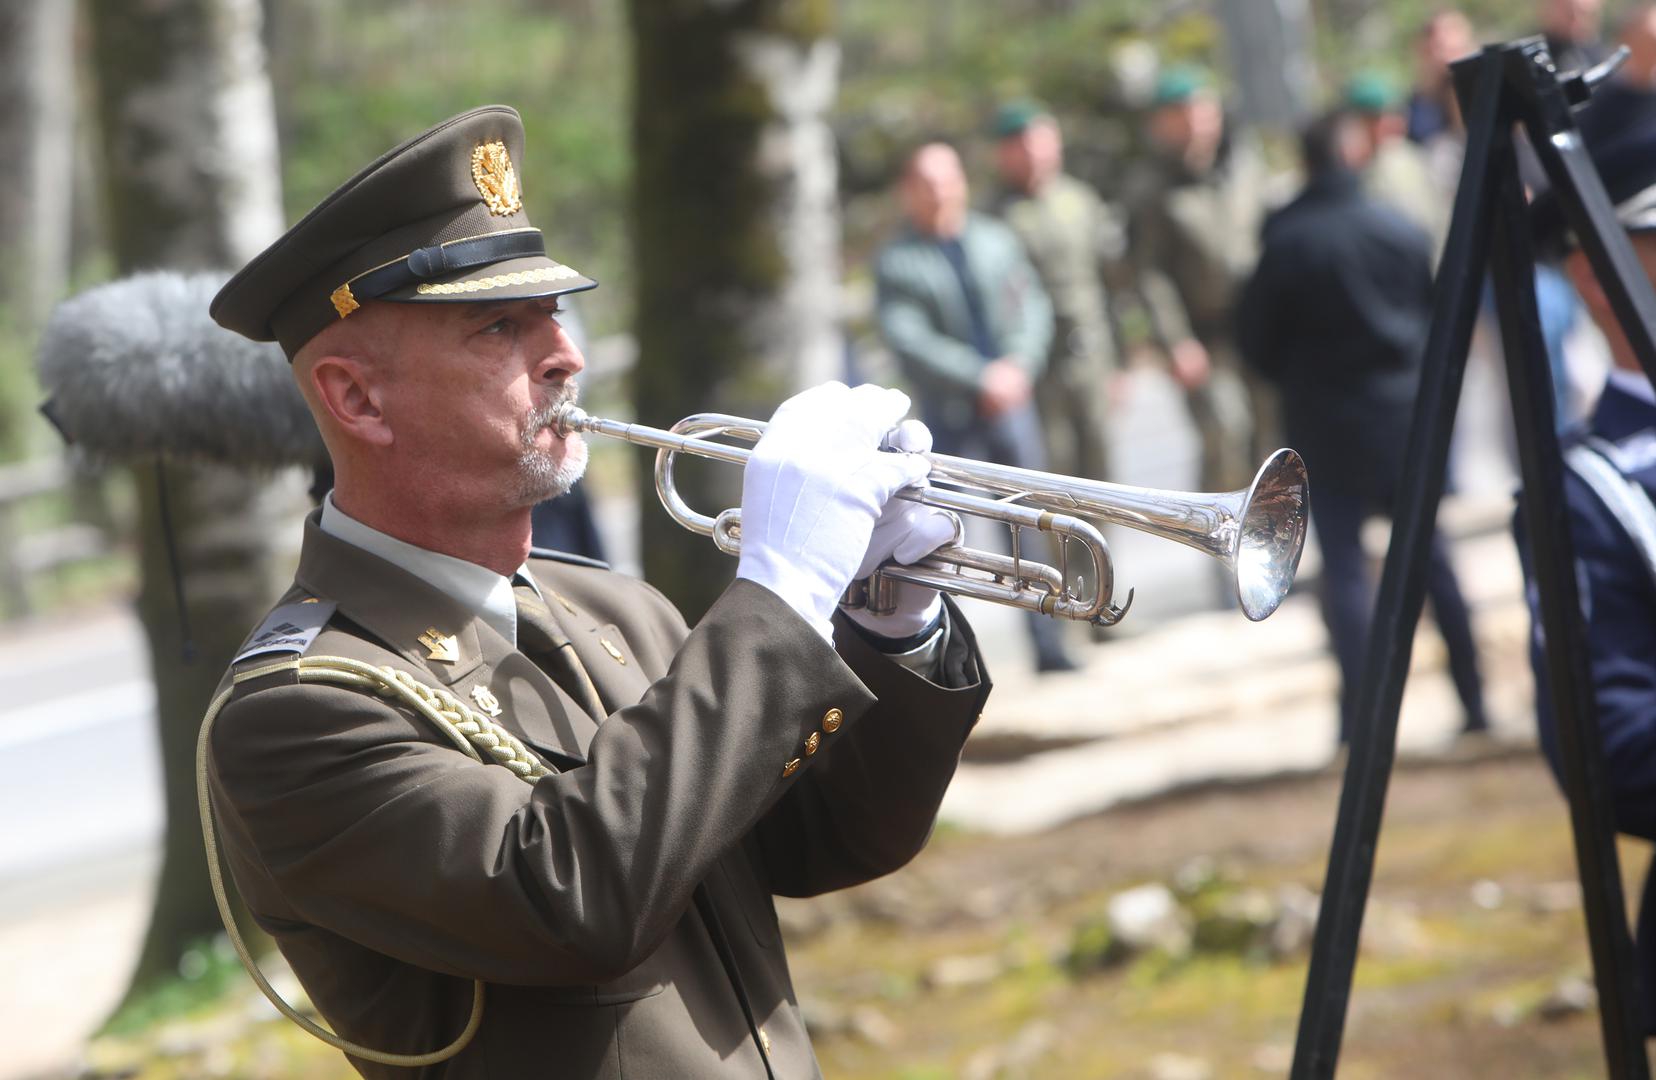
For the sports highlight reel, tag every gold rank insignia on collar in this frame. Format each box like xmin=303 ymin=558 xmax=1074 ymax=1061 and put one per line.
xmin=418 ymin=627 xmax=460 ymax=663
xmin=469 ymin=684 xmax=503 ymax=717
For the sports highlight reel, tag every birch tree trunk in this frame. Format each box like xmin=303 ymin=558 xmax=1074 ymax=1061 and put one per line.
xmin=87 ymin=0 xmax=303 ymax=1009
xmin=627 ymin=0 xmax=843 ymax=618
xmin=0 ymin=0 xmax=74 ymax=462
xmin=0 ymin=0 xmax=74 ymax=331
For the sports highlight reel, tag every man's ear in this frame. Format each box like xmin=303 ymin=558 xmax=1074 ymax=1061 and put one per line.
xmin=309 ymin=355 xmax=394 ymax=448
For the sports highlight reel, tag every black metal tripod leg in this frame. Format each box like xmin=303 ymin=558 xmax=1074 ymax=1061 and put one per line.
xmin=1517 ymin=49 xmax=1656 ymax=382
xmin=1490 ymin=130 xmax=1650 ymax=1078
xmin=1289 ymin=45 xmax=1507 ymax=1080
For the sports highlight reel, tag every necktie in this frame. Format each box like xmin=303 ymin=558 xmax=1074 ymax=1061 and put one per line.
xmin=513 ymin=583 xmax=608 ymax=720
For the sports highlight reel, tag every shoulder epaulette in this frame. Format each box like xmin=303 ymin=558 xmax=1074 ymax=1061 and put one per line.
xmin=233 ymin=597 xmax=339 ymax=665
xmin=528 ymin=547 xmax=610 ymax=571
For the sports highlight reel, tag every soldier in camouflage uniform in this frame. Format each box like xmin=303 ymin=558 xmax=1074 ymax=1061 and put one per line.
xmin=991 ymin=101 xmax=1123 ymax=484
xmin=1125 ymin=66 xmax=1275 ymax=495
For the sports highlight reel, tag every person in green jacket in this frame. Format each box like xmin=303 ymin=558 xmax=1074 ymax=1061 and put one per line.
xmin=991 ymin=100 xmax=1123 ymax=485
xmin=875 ymin=140 xmax=1078 ymax=671
xmin=1124 ymin=66 xmax=1275 ymax=497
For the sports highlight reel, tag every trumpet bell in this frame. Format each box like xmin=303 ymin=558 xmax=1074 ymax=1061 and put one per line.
xmin=1235 ymin=449 xmax=1310 ymax=622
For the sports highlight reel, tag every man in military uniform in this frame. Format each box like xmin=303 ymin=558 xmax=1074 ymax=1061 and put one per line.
xmin=1345 ymin=72 xmax=1451 ymax=256
xmin=991 ymin=101 xmax=1122 ymax=484
xmin=874 ymin=140 xmax=1077 ymax=671
xmin=1125 ymin=66 xmax=1274 ymax=495
xmin=204 ymin=105 xmax=990 ymax=1079
xmin=1521 ymin=117 xmax=1656 ymax=1034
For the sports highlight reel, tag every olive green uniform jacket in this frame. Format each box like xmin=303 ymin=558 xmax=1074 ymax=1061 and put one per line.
xmin=1124 ymin=138 xmax=1275 ymax=491
xmin=995 ymin=173 xmax=1127 ymax=480
xmin=1124 ymin=139 xmax=1269 ymax=348
xmin=206 ymin=516 xmax=989 ymax=1079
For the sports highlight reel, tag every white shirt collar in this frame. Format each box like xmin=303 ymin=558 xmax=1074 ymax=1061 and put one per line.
xmin=1607 ymin=367 xmax=1656 ymax=408
xmin=319 ymin=493 xmax=540 ymax=647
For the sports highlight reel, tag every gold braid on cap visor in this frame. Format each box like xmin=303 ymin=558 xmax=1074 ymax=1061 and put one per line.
xmin=327 ymin=227 xmax=553 ymax=318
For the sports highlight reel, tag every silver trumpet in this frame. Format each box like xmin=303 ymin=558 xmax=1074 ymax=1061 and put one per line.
xmin=553 ymin=404 xmax=1310 ymax=625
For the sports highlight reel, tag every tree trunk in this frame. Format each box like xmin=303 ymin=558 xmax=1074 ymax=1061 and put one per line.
xmin=0 ymin=0 xmax=73 ymax=331
xmin=87 ymin=0 xmax=301 ymax=1011
xmin=626 ymin=0 xmax=843 ymax=619
xmin=0 ymin=0 xmax=73 ymax=462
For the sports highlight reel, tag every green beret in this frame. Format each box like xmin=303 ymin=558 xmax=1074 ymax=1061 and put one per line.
xmin=212 ymin=105 xmax=597 ymax=358
xmin=1344 ymin=71 xmax=1401 ymax=114
xmin=992 ymin=99 xmax=1049 ymax=139
xmin=1152 ymin=65 xmax=1209 ymax=107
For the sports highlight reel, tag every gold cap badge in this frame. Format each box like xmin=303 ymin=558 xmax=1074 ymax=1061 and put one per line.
xmin=329 ymin=283 xmax=359 ymax=319
xmin=471 ymin=140 xmax=522 ymax=216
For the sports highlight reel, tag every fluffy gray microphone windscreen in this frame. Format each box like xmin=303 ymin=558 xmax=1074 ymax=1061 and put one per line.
xmin=35 ymin=271 xmax=326 ymax=468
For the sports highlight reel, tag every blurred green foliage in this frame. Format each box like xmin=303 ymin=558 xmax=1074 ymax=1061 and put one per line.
xmin=262 ymin=0 xmax=1656 ymax=369
xmin=101 ymin=935 xmax=248 ymax=1037
xmin=0 ymin=304 xmax=34 ymax=463
xmin=264 ymin=0 xmax=1574 ymax=341
xmin=274 ymin=0 xmax=631 ymax=335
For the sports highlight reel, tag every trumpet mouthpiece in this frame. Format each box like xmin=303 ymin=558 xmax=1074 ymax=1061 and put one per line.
xmin=552 ymin=402 xmax=589 ymax=438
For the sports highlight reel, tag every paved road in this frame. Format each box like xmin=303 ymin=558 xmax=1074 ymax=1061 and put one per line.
xmin=0 ymin=609 xmax=158 ymax=898
xmin=0 ymin=607 xmax=160 ymax=1080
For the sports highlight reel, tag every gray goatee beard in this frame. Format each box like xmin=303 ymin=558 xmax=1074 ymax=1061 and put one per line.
xmin=517 ymin=383 xmax=588 ymax=504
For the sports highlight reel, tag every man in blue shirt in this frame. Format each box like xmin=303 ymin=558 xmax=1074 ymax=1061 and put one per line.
xmin=1521 ymin=116 xmax=1656 ymax=1031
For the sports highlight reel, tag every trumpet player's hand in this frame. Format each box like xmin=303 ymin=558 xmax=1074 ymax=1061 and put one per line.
xmin=737 ymin=382 xmax=931 ymax=642
xmin=845 ymin=418 xmax=956 ymax=639
xmin=842 ymin=492 xmax=960 ymax=640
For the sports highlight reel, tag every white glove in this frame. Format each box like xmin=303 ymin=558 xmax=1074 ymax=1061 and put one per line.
xmin=736 ymin=382 xmax=930 ymax=641
xmin=843 ymin=418 xmax=960 ymax=639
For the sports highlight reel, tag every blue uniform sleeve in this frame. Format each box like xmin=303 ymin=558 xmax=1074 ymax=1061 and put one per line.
xmin=1517 ymin=475 xmax=1656 ymax=840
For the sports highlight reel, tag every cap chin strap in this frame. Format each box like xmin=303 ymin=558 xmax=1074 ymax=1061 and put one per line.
xmin=332 ymin=227 xmax=550 ymax=317
xmin=196 ymin=656 xmax=553 ymax=1067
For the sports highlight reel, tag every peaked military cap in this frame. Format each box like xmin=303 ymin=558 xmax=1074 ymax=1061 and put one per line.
xmin=212 ymin=105 xmax=597 ymax=357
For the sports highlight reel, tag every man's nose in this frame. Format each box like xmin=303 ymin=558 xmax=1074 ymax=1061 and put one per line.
xmin=535 ymin=316 xmax=585 ymax=381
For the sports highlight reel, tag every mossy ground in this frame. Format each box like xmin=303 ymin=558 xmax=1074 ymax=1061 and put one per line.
xmin=87 ymin=753 xmax=1630 ymax=1079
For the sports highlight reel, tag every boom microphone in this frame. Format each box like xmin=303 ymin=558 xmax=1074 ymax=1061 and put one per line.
xmin=35 ymin=271 xmax=325 ymax=468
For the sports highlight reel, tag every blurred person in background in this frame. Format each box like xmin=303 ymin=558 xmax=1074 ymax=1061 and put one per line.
xmin=1240 ymin=109 xmax=1489 ymax=745
xmin=1407 ymin=9 xmax=1478 ymax=145
xmin=1516 ymin=0 xmax=1609 ymax=194
xmin=1521 ymin=117 xmax=1656 ymax=1034
xmin=1346 ymin=71 xmax=1450 ymax=256
xmin=1576 ymin=4 xmax=1656 ymax=156
xmin=1125 ymin=65 xmax=1274 ymax=501
xmin=1541 ymin=0 xmax=1609 ymax=75
xmin=991 ymin=100 xmax=1123 ymax=486
xmin=875 ymin=140 xmax=1078 ymax=672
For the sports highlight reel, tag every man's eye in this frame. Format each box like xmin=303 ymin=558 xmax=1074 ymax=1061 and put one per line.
xmin=480 ymin=318 xmax=510 ymax=335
